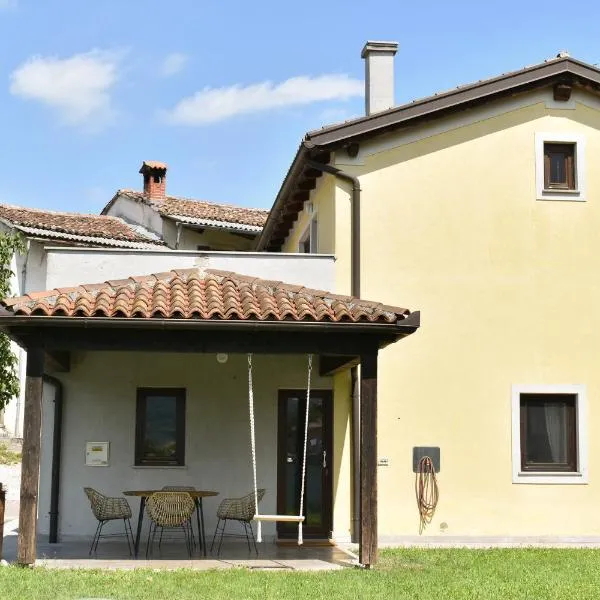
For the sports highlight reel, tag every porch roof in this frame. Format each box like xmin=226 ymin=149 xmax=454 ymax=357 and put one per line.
xmin=0 ymin=268 xmax=419 ymax=355
xmin=1 ymin=268 xmax=409 ymax=324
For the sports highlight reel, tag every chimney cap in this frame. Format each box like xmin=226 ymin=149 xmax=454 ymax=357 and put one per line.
xmin=139 ymin=160 xmax=168 ymax=173
xmin=361 ymin=41 xmax=399 ymax=59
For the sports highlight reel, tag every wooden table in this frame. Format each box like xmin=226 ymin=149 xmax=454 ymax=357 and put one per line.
xmin=123 ymin=490 xmax=219 ymax=557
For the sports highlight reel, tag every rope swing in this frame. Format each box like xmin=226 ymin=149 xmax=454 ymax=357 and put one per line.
xmin=247 ymin=353 xmax=312 ymax=544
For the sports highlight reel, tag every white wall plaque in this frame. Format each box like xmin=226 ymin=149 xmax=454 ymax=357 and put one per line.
xmin=86 ymin=442 xmax=109 ymax=466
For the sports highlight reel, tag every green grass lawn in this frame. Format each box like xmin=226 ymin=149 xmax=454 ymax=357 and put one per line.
xmin=0 ymin=442 xmax=21 ymax=465
xmin=1 ymin=548 xmax=599 ymax=599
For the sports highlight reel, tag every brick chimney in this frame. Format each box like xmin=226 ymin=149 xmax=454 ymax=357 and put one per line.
xmin=140 ymin=160 xmax=168 ymax=200
xmin=361 ymin=41 xmax=398 ymax=115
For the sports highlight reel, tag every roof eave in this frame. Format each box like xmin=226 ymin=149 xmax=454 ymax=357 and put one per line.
xmin=305 ymin=57 xmax=600 ymax=147
xmin=259 ymin=57 xmax=600 ymax=250
xmin=0 ymin=312 xmax=419 ymax=349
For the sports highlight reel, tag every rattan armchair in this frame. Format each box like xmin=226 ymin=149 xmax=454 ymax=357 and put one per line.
xmin=161 ymin=486 xmax=197 ymax=548
xmin=83 ymin=487 xmax=133 ymax=556
xmin=211 ymin=489 xmax=265 ymax=555
xmin=145 ymin=491 xmax=196 ymax=557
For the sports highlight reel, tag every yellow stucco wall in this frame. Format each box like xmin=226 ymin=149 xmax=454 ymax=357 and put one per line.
xmin=282 ymin=173 xmax=336 ymax=254
xmin=285 ymin=89 xmax=600 ymax=539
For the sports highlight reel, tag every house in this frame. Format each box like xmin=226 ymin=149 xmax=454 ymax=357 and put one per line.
xmin=258 ymin=43 xmax=600 ymax=544
xmin=102 ymin=161 xmax=268 ymax=251
xmin=5 ymin=40 xmax=600 ymax=569
xmin=0 ymin=163 xmax=268 ymax=437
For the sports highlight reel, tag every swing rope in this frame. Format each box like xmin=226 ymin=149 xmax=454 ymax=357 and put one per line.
xmin=247 ymin=353 xmax=312 ymax=545
xmin=297 ymin=354 xmax=313 ymax=545
xmin=247 ymin=354 xmax=262 ymax=542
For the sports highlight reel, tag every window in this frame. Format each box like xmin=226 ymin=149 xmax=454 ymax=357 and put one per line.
xmin=299 ymin=218 xmax=318 ymax=254
xmin=135 ymin=388 xmax=185 ymax=466
xmin=535 ymin=133 xmax=586 ymax=201
xmin=511 ymin=384 xmax=587 ymax=484
xmin=544 ymin=143 xmax=575 ymax=190
xmin=520 ymin=393 xmax=576 ymax=472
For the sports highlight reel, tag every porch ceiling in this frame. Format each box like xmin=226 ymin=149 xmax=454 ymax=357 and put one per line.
xmin=0 ymin=267 xmax=419 ymax=354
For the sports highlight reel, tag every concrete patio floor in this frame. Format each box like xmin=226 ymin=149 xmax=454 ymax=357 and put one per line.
xmin=1 ymin=528 xmax=357 ymax=571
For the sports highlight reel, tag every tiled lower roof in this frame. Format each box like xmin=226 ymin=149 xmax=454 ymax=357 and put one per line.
xmin=0 ymin=204 xmax=163 ymax=247
xmin=2 ymin=268 xmax=410 ymax=324
xmin=116 ymin=190 xmax=269 ymax=230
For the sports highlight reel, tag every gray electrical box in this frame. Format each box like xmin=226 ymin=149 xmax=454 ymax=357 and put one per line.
xmin=412 ymin=446 xmax=440 ymax=473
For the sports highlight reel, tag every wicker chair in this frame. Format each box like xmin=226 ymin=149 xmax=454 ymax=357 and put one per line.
xmin=160 ymin=486 xmax=197 ymax=548
xmin=211 ymin=489 xmax=265 ymax=555
xmin=83 ymin=487 xmax=133 ymax=556
xmin=145 ymin=491 xmax=196 ymax=557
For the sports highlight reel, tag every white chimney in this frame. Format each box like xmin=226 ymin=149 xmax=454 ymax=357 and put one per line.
xmin=361 ymin=41 xmax=398 ymax=116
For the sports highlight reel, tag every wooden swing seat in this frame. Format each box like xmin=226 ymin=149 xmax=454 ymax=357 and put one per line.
xmin=253 ymin=514 xmax=305 ymax=523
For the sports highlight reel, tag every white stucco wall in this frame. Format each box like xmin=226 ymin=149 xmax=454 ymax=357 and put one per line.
xmin=105 ymin=196 xmax=164 ymax=239
xmin=44 ymin=248 xmax=335 ymax=292
xmin=38 ymin=352 xmax=336 ymax=542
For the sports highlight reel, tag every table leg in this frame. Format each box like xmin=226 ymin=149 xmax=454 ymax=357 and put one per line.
xmin=199 ymin=498 xmax=207 ymax=556
xmin=195 ymin=499 xmax=202 ymax=553
xmin=134 ymin=496 xmax=146 ymax=558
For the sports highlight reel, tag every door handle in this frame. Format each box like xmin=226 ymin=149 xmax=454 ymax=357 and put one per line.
xmin=322 ymin=450 xmax=327 ymax=469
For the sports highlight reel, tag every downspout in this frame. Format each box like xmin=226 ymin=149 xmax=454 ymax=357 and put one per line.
xmin=306 ymin=159 xmax=362 ymax=542
xmin=43 ymin=374 xmax=63 ymax=544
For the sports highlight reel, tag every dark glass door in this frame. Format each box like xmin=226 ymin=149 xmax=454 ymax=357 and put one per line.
xmin=277 ymin=390 xmax=333 ymax=539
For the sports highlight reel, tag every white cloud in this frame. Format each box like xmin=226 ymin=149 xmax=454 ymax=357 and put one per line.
xmin=160 ymin=52 xmax=188 ymax=77
xmin=163 ymin=74 xmax=363 ymax=125
xmin=9 ymin=50 xmax=121 ymax=131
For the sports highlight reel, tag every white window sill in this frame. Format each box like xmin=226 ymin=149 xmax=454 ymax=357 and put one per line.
xmin=537 ymin=189 xmax=584 ymax=202
xmin=513 ymin=471 xmax=587 ymax=485
xmin=131 ymin=465 xmax=188 ymax=470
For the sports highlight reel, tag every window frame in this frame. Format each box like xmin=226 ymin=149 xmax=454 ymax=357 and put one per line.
xmin=543 ymin=142 xmax=575 ymax=191
xmin=535 ymin=132 xmax=586 ymax=201
xmin=298 ymin=214 xmax=318 ymax=254
xmin=135 ymin=387 xmax=186 ymax=467
xmin=511 ymin=384 xmax=588 ymax=484
xmin=519 ymin=393 xmax=577 ymax=472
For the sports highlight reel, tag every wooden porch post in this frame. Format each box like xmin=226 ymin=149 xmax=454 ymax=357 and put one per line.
xmin=17 ymin=348 xmax=44 ymax=566
xmin=359 ymin=350 xmax=378 ymax=568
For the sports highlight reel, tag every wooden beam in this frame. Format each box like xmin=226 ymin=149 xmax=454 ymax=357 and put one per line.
xmin=359 ymin=351 xmax=378 ymax=568
xmin=319 ymin=355 xmax=359 ymax=376
xmin=17 ymin=348 xmax=44 ymax=565
xmin=44 ymin=350 xmax=70 ymax=373
xmin=303 ymin=167 xmax=324 ymax=179
xmin=291 ymin=191 xmax=310 ymax=203
xmin=297 ymin=179 xmax=317 ymax=191
xmin=11 ymin=326 xmax=399 ymax=356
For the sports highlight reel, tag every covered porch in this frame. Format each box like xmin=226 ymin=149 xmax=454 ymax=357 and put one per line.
xmin=0 ymin=268 xmax=419 ymax=568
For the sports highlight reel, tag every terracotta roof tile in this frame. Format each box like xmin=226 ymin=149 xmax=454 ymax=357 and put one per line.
xmin=116 ymin=190 xmax=269 ymax=229
xmin=2 ymin=268 xmax=410 ymax=324
xmin=0 ymin=204 xmax=163 ymax=247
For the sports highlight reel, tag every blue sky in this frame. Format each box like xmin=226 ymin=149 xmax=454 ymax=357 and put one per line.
xmin=1 ymin=0 xmax=599 ymax=213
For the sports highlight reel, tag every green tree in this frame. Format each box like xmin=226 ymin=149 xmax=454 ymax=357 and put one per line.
xmin=0 ymin=232 xmax=25 ymax=412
